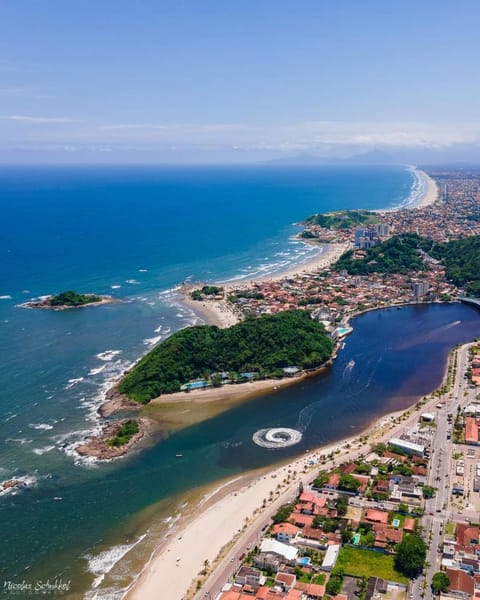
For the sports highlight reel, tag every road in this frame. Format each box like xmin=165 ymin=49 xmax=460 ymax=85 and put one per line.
xmin=411 ymin=343 xmax=473 ymax=599
xmin=196 ymin=343 xmax=474 ymax=600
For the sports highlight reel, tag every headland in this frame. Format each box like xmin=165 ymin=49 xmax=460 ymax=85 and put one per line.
xmin=119 ymin=166 xmax=480 ymax=599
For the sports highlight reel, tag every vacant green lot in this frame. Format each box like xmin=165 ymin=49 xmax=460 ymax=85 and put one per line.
xmin=334 ymin=546 xmax=409 ymax=584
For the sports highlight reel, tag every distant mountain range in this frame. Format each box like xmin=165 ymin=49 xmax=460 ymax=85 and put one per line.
xmin=266 ymin=144 xmax=480 ymax=166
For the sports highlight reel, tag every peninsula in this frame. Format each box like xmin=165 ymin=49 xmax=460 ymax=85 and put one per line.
xmin=20 ymin=290 xmax=117 ymax=310
xmin=110 ymin=310 xmax=333 ymax=404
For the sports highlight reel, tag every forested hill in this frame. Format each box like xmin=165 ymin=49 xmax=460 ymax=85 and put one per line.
xmin=333 ymin=233 xmax=434 ymax=275
xmin=118 ymin=310 xmax=333 ymax=404
xmin=304 ymin=210 xmax=379 ymax=229
xmin=333 ymin=232 xmax=480 ymax=296
xmin=429 ymin=235 xmax=480 ymax=297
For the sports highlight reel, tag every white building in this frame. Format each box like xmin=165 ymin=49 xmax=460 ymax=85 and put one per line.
xmin=321 ymin=543 xmax=340 ymax=572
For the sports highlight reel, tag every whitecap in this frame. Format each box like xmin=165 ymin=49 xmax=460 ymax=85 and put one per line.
xmin=29 ymin=423 xmax=54 ymax=431
xmin=111 ymin=285 xmax=121 ymax=289
xmin=96 ymin=350 xmax=122 ymax=362
xmin=143 ymin=336 xmax=161 ymax=346
xmin=33 ymin=445 xmax=55 ymax=455
xmin=0 ymin=295 xmax=12 ymax=300
xmin=125 ymin=279 xmax=140 ymax=285
xmin=65 ymin=377 xmax=84 ymax=389
xmin=89 ymin=365 xmax=106 ymax=376
xmin=138 ymin=268 xmax=148 ymax=272
xmin=4 ymin=413 xmax=17 ymax=423
xmin=84 ymin=534 xmax=148 ymax=589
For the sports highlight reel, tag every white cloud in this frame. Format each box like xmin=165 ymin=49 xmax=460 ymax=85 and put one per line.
xmin=0 ymin=114 xmax=78 ymax=124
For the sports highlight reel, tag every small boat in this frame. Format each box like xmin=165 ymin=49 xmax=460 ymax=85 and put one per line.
xmin=53 ymin=497 xmax=63 ymax=501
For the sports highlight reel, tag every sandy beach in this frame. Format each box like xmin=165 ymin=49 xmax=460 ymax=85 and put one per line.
xmin=182 ymin=241 xmax=351 ymax=329
xmin=416 ymin=168 xmax=439 ymax=209
xmin=125 ymin=168 xmax=443 ymax=599
xmin=127 ymin=367 xmax=448 ymax=600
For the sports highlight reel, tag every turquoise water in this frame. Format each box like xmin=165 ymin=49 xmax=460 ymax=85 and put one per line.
xmin=0 ymin=164 xmax=466 ymax=597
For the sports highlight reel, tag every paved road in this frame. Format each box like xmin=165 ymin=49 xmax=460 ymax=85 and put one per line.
xmin=196 ymin=344 xmax=474 ymax=600
xmin=411 ymin=343 xmax=473 ymax=599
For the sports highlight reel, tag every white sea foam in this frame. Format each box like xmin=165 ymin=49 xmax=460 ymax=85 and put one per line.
xmin=0 ymin=295 xmax=12 ymax=300
xmin=138 ymin=268 xmax=148 ymax=272
xmin=143 ymin=335 xmax=162 ymax=346
xmin=33 ymin=445 xmax=55 ymax=455
xmin=125 ymin=279 xmax=140 ymax=285
xmin=89 ymin=365 xmax=106 ymax=376
xmin=110 ymin=285 xmax=121 ymax=289
xmin=6 ymin=437 xmax=32 ymax=445
xmin=4 ymin=413 xmax=17 ymax=423
xmin=0 ymin=475 xmax=37 ymax=496
xmin=29 ymin=423 xmax=54 ymax=431
xmin=96 ymin=350 xmax=122 ymax=362
xmin=85 ymin=533 xmax=148 ymax=590
xmin=65 ymin=377 xmax=84 ymax=389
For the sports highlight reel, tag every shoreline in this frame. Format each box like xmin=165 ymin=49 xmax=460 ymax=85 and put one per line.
xmin=126 ymin=341 xmax=458 ymax=600
xmin=121 ymin=166 xmax=445 ymax=598
xmin=96 ymin=165 xmax=440 ymax=427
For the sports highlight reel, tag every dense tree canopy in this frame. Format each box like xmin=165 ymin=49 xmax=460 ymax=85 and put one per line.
xmin=305 ymin=210 xmax=379 ymax=229
xmin=431 ymin=571 xmax=450 ymax=594
xmin=394 ymin=533 xmax=427 ymax=577
xmin=49 ymin=290 xmax=102 ymax=306
xmin=334 ymin=233 xmax=432 ymax=275
xmin=118 ymin=310 xmax=333 ymax=403
xmin=429 ymin=235 xmax=480 ymax=296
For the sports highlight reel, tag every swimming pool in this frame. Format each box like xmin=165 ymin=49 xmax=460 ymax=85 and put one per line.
xmin=392 ymin=518 xmax=400 ymax=527
xmin=352 ymin=533 xmax=361 ymax=545
xmin=298 ymin=556 xmax=311 ymax=566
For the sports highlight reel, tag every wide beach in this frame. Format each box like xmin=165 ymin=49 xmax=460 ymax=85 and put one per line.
xmin=126 ymin=168 xmax=443 ymax=599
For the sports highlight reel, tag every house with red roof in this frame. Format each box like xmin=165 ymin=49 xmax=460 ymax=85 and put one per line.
xmin=445 ymin=567 xmax=474 ymax=598
xmin=272 ymin=523 xmax=300 ymax=543
xmin=364 ymin=509 xmax=389 ymax=524
xmin=465 ymin=417 xmax=480 ymax=445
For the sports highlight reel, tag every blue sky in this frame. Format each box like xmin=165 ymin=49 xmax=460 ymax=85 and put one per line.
xmin=1 ymin=1 xmax=480 ymax=162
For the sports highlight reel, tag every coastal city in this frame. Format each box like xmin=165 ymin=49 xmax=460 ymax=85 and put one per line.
xmin=4 ymin=5 xmax=480 ymax=600
xmin=128 ymin=168 xmax=480 ymax=600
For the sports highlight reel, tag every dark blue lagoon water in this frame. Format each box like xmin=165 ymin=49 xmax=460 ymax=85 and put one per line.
xmin=0 ymin=164 xmax=468 ymax=597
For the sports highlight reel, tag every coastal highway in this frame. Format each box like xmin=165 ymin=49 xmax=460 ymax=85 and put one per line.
xmin=411 ymin=343 xmax=471 ymax=599
xmin=196 ymin=344 xmax=473 ymax=600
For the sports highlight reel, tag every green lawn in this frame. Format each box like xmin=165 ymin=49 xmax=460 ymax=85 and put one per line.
xmin=334 ymin=546 xmax=409 ymax=584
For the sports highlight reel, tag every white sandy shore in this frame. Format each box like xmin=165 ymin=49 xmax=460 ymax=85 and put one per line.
xmin=182 ymin=242 xmax=351 ymax=329
xmin=126 ymin=169 xmax=442 ymax=599
xmin=127 ymin=374 xmax=446 ymax=600
xmin=417 ymin=169 xmax=439 ymax=208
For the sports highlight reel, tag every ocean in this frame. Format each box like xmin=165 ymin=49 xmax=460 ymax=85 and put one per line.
xmin=0 ymin=164 xmax=474 ymax=598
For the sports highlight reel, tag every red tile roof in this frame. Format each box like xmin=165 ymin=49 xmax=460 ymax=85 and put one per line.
xmin=446 ymin=567 xmax=474 ymax=595
xmin=403 ymin=517 xmax=416 ymax=532
xmin=465 ymin=417 xmax=480 ymax=444
xmin=365 ymin=509 xmax=389 ymax=524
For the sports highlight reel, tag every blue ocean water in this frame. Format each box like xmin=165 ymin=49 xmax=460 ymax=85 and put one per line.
xmin=0 ymin=164 xmax=451 ymax=596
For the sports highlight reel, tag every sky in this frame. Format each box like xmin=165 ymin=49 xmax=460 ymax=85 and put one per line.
xmin=1 ymin=0 xmax=480 ymax=163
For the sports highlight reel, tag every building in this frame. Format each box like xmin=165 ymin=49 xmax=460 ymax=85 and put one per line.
xmin=412 ymin=280 xmax=430 ymax=299
xmin=389 ymin=437 xmax=425 ymax=457
xmin=465 ymin=417 xmax=480 ymax=445
xmin=235 ymin=566 xmax=263 ymax=588
xmin=254 ymin=539 xmax=298 ymax=571
xmin=321 ymin=543 xmax=340 ymax=571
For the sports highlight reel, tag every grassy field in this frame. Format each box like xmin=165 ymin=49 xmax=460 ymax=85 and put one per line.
xmin=334 ymin=546 xmax=409 ymax=584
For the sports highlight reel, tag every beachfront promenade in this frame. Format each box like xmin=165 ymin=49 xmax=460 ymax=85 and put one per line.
xmin=127 ymin=168 xmax=480 ymax=600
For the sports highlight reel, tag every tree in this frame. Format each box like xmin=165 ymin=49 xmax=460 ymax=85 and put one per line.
xmin=339 ymin=474 xmax=361 ymax=494
xmin=394 ymin=534 xmax=427 ymax=577
xmin=312 ymin=470 xmax=329 ymax=489
xmin=422 ymin=485 xmax=436 ymax=499
xmin=431 ymin=571 xmax=450 ymax=594
xmin=336 ymin=495 xmax=349 ymax=516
